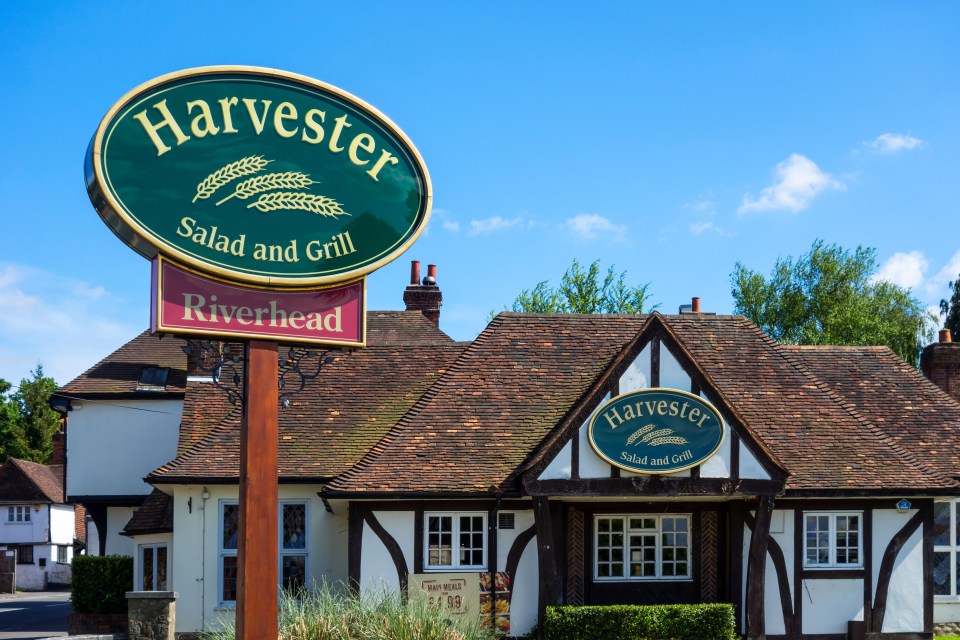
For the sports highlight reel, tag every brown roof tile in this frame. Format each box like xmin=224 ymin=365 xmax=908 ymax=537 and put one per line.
xmin=0 ymin=459 xmax=64 ymax=503
xmin=121 ymin=489 xmax=173 ymax=535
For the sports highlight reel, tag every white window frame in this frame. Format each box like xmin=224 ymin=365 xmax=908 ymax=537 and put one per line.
xmin=279 ymin=500 xmax=309 ymax=593
xmin=56 ymin=545 xmax=69 ymax=565
xmin=6 ymin=506 xmax=30 ymax=523
xmin=802 ymin=511 xmax=863 ymax=569
xmin=423 ymin=512 xmax=487 ymax=571
xmin=594 ymin=514 xmax=693 ymax=582
xmin=138 ymin=543 xmax=168 ymax=591
xmin=934 ymin=499 xmax=960 ymax=600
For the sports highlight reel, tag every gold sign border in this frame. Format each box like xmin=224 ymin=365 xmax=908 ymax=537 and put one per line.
xmin=587 ymin=387 xmax=726 ymax=475
xmin=89 ymin=65 xmax=432 ymax=288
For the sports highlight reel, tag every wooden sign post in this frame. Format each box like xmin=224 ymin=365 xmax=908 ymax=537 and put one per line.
xmin=236 ymin=340 xmax=279 ymax=640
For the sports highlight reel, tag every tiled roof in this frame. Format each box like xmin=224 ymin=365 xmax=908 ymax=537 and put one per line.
xmin=786 ymin=345 xmax=960 ymax=484
xmin=121 ymin=489 xmax=173 ymax=535
xmin=59 ymin=331 xmax=187 ymax=398
xmin=0 ymin=459 xmax=64 ymax=503
xmin=145 ymin=312 xmax=960 ymax=495
xmin=329 ymin=313 xmax=648 ymax=495
xmin=149 ymin=343 xmax=467 ymax=483
xmin=666 ymin=316 xmax=952 ymax=491
xmin=330 ymin=313 xmax=958 ymax=494
xmin=59 ymin=312 xmax=450 ymax=400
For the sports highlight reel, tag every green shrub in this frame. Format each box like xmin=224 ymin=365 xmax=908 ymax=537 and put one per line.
xmin=202 ymin=582 xmax=497 ymax=640
xmin=544 ymin=603 xmax=738 ymax=640
xmin=70 ymin=555 xmax=133 ymax=614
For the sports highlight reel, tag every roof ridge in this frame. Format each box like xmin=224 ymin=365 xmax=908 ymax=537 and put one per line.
xmin=753 ymin=321 xmax=956 ymax=489
xmin=327 ymin=318 xmax=501 ymax=492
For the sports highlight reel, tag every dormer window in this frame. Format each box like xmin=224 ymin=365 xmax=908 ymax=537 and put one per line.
xmin=137 ymin=367 xmax=170 ymax=391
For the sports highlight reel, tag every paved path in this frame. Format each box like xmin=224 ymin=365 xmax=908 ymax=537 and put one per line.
xmin=0 ymin=590 xmax=70 ymax=639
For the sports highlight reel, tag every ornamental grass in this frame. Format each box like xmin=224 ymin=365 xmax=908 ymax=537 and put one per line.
xmin=202 ymin=582 xmax=496 ymax=640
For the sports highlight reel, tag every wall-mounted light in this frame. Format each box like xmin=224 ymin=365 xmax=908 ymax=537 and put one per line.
xmin=201 ymin=487 xmax=210 ymax=500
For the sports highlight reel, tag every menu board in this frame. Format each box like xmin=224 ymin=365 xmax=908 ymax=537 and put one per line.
xmin=409 ymin=572 xmax=511 ymax=634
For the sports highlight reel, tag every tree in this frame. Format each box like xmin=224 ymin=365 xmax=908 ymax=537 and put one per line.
xmin=730 ymin=239 xmax=935 ymax=364
xmin=0 ymin=365 xmax=61 ymax=463
xmin=940 ymin=275 xmax=960 ymax=342
xmin=508 ymin=259 xmax=655 ymax=314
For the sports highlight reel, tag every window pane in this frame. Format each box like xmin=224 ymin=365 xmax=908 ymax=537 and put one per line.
xmin=955 ymin=552 xmax=960 ymax=597
xmin=222 ymin=555 xmax=237 ymax=601
xmin=156 ymin=547 xmax=167 ymax=591
xmin=282 ymin=555 xmax=306 ymax=592
xmin=142 ymin=548 xmax=154 ymax=591
xmin=934 ymin=551 xmax=951 ymax=595
xmin=282 ymin=504 xmax=307 ymax=549
xmin=935 ymin=502 xmax=951 ymax=546
xmin=222 ymin=504 xmax=239 ymax=550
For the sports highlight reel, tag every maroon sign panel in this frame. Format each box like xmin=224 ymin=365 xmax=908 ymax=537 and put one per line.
xmin=151 ymin=258 xmax=364 ymax=345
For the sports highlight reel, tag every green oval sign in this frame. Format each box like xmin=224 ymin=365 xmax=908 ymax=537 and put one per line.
xmin=588 ymin=389 xmax=724 ymax=474
xmin=86 ymin=66 xmax=431 ymax=286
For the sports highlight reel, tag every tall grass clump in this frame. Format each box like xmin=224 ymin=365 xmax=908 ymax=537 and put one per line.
xmin=202 ymin=582 xmax=496 ymax=640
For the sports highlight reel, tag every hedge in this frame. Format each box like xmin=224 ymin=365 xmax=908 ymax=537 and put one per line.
xmin=543 ymin=603 xmax=738 ymax=640
xmin=71 ymin=555 xmax=134 ymax=614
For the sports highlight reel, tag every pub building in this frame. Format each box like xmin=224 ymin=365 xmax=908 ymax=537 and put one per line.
xmin=61 ymin=264 xmax=960 ymax=639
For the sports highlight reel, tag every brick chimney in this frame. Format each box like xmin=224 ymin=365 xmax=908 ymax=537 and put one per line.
xmin=403 ymin=260 xmax=442 ymax=326
xmin=921 ymin=329 xmax=960 ymax=404
xmin=51 ymin=423 xmax=65 ymax=465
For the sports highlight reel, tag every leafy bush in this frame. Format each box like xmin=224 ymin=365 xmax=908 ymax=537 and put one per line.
xmin=202 ymin=583 xmax=497 ymax=640
xmin=70 ymin=555 xmax=134 ymax=614
xmin=544 ymin=603 xmax=738 ymax=640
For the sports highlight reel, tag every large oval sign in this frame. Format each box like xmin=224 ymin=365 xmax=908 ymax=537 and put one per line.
xmin=86 ymin=66 xmax=431 ymax=287
xmin=588 ymin=389 xmax=724 ymax=474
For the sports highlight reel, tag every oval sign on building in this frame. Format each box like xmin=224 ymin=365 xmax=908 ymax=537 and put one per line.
xmin=588 ymin=389 xmax=724 ymax=474
xmin=86 ymin=66 xmax=431 ymax=287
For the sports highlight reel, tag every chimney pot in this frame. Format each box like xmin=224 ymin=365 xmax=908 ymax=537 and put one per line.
xmin=427 ymin=264 xmax=437 ymax=279
xmin=410 ymin=260 xmax=421 ymax=286
xmin=691 ymin=297 xmax=701 ymax=313
xmin=941 ymin=328 xmax=953 ymax=344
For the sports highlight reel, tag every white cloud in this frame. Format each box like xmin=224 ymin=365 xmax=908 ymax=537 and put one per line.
xmin=931 ymin=249 xmax=960 ymax=290
xmin=867 ymin=133 xmax=923 ymax=153
xmin=685 ymin=197 xmax=717 ymax=215
xmin=688 ymin=221 xmax=732 ymax=237
xmin=872 ymin=251 xmax=929 ymax=289
xmin=468 ymin=215 xmax=523 ymax=236
xmin=738 ymin=154 xmax=845 ymax=215
xmin=0 ymin=263 xmax=140 ymax=385
xmin=442 ymin=219 xmax=460 ymax=232
xmin=563 ymin=213 xmax=627 ymax=241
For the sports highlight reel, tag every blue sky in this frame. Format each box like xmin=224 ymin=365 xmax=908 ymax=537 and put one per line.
xmin=1 ymin=2 xmax=958 ymax=385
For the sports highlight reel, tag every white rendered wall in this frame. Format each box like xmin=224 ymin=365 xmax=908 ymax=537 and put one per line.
xmin=66 ymin=399 xmax=182 ymax=498
xmin=360 ymin=511 xmax=414 ymax=592
xmin=763 ymin=511 xmax=794 ymax=636
xmin=106 ymin=507 xmax=136 ymax=557
xmin=739 ymin=442 xmax=770 ymax=480
xmin=659 ymin=344 xmax=690 ymax=391
xmin=538 ymin=442 xmax=572 ymax=480
xmin=170 ymin=484 xmax=348 ymax=634
xmin=619 ymin=344 xmax=650 ymax=393
xmin=801 ymin=579 xmax=864 ymax=634
xmin=578 ymin=394 xmax=613 ymax=479
xmin=14 ymin=544 xmax=55 ymax=590
xmin=700 ymin=422 xmax=731 ymax=477
xmin=50 ymin=505 xmax=75 ymax=545
xmin=0 ymin=504 xmax=48 ymax=544
xmin=508 ymin=511 xmax=538 ymax=638
xmin=872 ymin=509 xmax=923 ymax=633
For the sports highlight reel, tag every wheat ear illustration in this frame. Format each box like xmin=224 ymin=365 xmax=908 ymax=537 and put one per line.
xmin=640 ymin=428 xmax=675 ymax=444
xmin=215 ymin=172 xmax=315 ymax=206
xmin=626 ymin=424 xmax=656 ymax=446
xmin=649 ymin=436 xmax=689 ymax=447
xmin=192 ymin=155 xmax=272 ymax=203
xmin=246 ymin=192 xmax=349 ymax=218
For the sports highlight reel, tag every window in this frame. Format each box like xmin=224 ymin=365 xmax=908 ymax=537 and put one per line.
xmin=594 ymin=514 xmax=691 ymax=580
xmin=425 ymin=513 xmax=486 ymax=570
xmin=281 ymin=502 xmax=308 ymax=592
xmin=16 ymin=545 xmax=33 ymax=565
xmin=137 ymin=367 xmax=169 ymax=390
xmin=220 ymin=502 xmax=239 ymax=603
xmin=219 ymin=500 xmax=310 ymax=603
xmin=57 ymin=545 xmax=69 ymax=565
xmin=6 ymin=506 xmax=30 ymax=523
xmin=140 ymin=544 xmax=167 ymax=591
xmin=934 ymin=499 xmax=960 ymax=597
xmin=803 ymin=512 xmax=862 ymax=568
